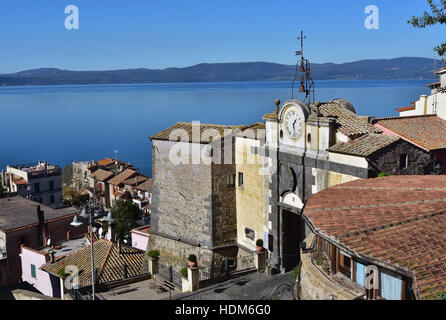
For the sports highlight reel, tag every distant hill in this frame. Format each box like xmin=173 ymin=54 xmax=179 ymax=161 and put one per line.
xmin=0 ymin=57 xmax=440 ymax=86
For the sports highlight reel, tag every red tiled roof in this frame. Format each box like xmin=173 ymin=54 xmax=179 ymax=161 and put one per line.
xmin=376 ymin=115 xmax=446 ymax=150
xmin=97 ymin=158 xmax=114 ymax=166
xmin=135 ymin=179 xmax=152 ymax=193
xmin=150 ymin=122 xmax=265 ymax=144
xmin=90 ymin=169 xmax=114 ymax=182
xmin=12 ymin=179 xmax=27 ymax=185
xmin=108 ymin=169 xmax=137 ymax=186
xmin=304 ymin=175 xmax=446 ymax=299
xmin=40 ymin=239 xmax=146 ymax=288
xmin=396 ymin=106 xmax=416 ymax=112
xmin=319 ymin=102 xmax=381 ymax=137
xmin=328 ymin=133 xmax=399 ymax=157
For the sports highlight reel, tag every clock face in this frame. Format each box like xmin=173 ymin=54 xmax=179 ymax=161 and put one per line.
xmin=284 ymin=108 xmax=302 ymax=139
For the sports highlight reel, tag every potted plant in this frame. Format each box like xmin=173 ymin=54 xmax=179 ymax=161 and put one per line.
xmin=187 ymin=254 xmax=198 ymax=268
xmin=147 ymin=249 xmax=160 ymax=259
xmin=180 ymin=267 xmax=188 ymax=279
xmin=256 ymin=239 xmax=264 ymax=252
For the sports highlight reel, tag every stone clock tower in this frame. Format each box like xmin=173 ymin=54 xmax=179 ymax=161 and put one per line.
xmin=264 ymin=98 xmax=350 ymax=272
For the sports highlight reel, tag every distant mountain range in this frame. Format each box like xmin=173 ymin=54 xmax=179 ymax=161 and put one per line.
xmin=0 ymin=57 xmax=440 ymax=86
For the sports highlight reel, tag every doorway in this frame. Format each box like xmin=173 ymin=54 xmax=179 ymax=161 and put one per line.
xmin=281 ymin=210 xmax=305 ymax=271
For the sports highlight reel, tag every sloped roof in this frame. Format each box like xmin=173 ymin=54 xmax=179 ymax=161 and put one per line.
xmin=135 ymin=179 xmax=152 ymax=193
xmin=0 ymin=196 xmax=77 ymax=232
xmin=328 ymin=133 xmax=400 ymax=157
xmin=375 ymin=115 xmax=446 ymax=151
xmin=304 ymin=175 xmax=446 ymax=299
xmin=122 ymin=175 xmax=150 ymax=187
xmin=150 ymin=122 xmax=265 ymax=144
xmin=318 ymin=101 xmax=381 ymax=137
xmin=40 ymin=239 xmax=146 ymax=288
xmin=107 ymin=169 xmax=137 ymax=186
xmin=90 ymin=169 xmax=114 ymax=182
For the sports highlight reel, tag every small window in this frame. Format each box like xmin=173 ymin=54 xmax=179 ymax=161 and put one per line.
xmin=244 ymin=227 xmax=255 ymax=240
xmin=280 ymin=130 xmax=283 ymax=139
xmin=399 ymin=154 xmax=408 ymax=170
xmin=50 ymin=195 xmax=55 ymax=204
xmin=226 ymin=174 xmax=235 ymax=187
xmin=31 ymin=264 xmax=36 ymax=279
xmin=49 ymin=181 xmax=54 ymax=191
xmin=238 ymin=172 xmax=244 ymax=187
xmin=34 ymin=183 xmax=40 ymax=193
xmin=307 ymin=133 xmax=311 ymax=144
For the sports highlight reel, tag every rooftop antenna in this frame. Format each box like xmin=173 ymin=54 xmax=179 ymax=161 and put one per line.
xmin=291 ymin=30 xmax=315 ymax=103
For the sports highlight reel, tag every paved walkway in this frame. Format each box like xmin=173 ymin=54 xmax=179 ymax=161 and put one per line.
xmin=98 ymin=279 xmax=173 ymax=300
xmin=170 ymin=271 xmax=296 ymax=300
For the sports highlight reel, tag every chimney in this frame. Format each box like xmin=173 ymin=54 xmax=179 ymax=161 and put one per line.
xmin=67 ymin=231 xmax=71 ymax=241
xmin=49 ymin=251 xmax=55 ymax=263
xmin=37 ymin=205 xmax=45 ymax=246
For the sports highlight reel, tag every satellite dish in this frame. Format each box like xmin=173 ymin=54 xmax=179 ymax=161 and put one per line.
xmin=46 ymin=238 xmax=51 ymax=246
xmin=98 ymin=227 xmax=103 ymax=235
xmin=123 ymin=239 xmax=128 ymax=244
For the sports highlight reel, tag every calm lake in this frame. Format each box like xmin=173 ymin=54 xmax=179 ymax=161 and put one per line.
xmin=0 ymin=80 xmax=433 ymax=176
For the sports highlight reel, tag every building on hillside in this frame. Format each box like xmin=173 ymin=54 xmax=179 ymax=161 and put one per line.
xmin=327 ymin=133 xmax=434 ymax=177
xmin=131 ymin=226 xmax=150 ymax=251
xmin=300 ymin=175 xmax=446 ymax=300
xmin=21 ymin=238 xmax=147 ymax=299
xmin=2 ymin=161 xmax=63 ymax=208
xmin=374 ymin=115 xmax=446 ymax=174
xmin=72 ymin=161 xmax=96 ymax=189
xmin=107 ymin=168 xmax=137 ymax=207
xmin=0 ymin=196 xmax=86 ymax=286
xmin=262 ymin=98 xmax=437 ymax=272
xmin=123 ymin=176 xmax=152 ymax=218
xmin=89 ymin=169 xmax=115 ymax=208
xmin=149 ymin=122 xmax=266 ymax=271
xmin=398 ymin=68 xmax=446 ymax=119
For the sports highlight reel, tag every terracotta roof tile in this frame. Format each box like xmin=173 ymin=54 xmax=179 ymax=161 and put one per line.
xmin=304 ymin=175 xmax=446 ymax=299
xmin=108 ymin=169 xmax=137 ymax=186
xmin=150 ymin=122 xmax=265 ymax=144
xmin=328 ymin=133 xmax=399 ymax=157
xmin=40 ymin=239 xmax=146 ymax=288
xmin=376 ymin=115 xmax=446 ymax=150
xmin=319 ymin=102 xmax=381 ymax=137
xmin=90 ymin=169 xmax=114 ymax=182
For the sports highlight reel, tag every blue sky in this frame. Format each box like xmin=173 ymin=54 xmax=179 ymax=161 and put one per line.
xmin=0 ymin=0 xmax=443 ymax=73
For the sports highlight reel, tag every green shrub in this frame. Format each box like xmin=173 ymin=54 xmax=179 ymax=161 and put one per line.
xmin=256 ymin=239 xmax=264 ymax=247
xmin=291 ymin=266 xmax=300 ymax=282
xmin=187 ymin=254 xmax=197 ymax=263
xmin=180 ymin=267 xmax=188 ymax=278
xmin=147 ymin=250 xmax=160 ymax=258
xmin=434 ymin=291 xmax=446 ymax=300
xmin=378 ymin=172 xmax=390 ymax=177
xmin=57 ymin=267 xmax=70 ymax=279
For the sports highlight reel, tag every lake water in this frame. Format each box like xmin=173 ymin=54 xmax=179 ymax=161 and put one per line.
xmin=0 ymin=80 xmax=433 ymax=176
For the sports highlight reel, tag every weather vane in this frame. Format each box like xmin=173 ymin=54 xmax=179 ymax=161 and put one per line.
xmin=291 ymin=30 xmax=315 ymax=103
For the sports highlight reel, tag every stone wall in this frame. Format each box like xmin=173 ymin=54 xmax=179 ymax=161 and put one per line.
xmin=369 ymin=140 xmax=433 ymax=175
xmin=211 ymin=162 xmax=237 ymax=247
xmin=299 ymin=233 xmax=357 ymax=300
xmin=147 ymin=233 xmax=225 ymax=271
xmin=151 ymin=140 xmax=213 ymax=248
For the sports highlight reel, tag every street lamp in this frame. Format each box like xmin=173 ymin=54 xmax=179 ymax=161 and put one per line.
xmin=70 ymin=199 xmax=113 ymax=300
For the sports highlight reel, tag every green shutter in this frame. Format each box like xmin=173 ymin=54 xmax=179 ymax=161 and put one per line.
xmin=31 ymin=264 xmax=36 ymax=278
